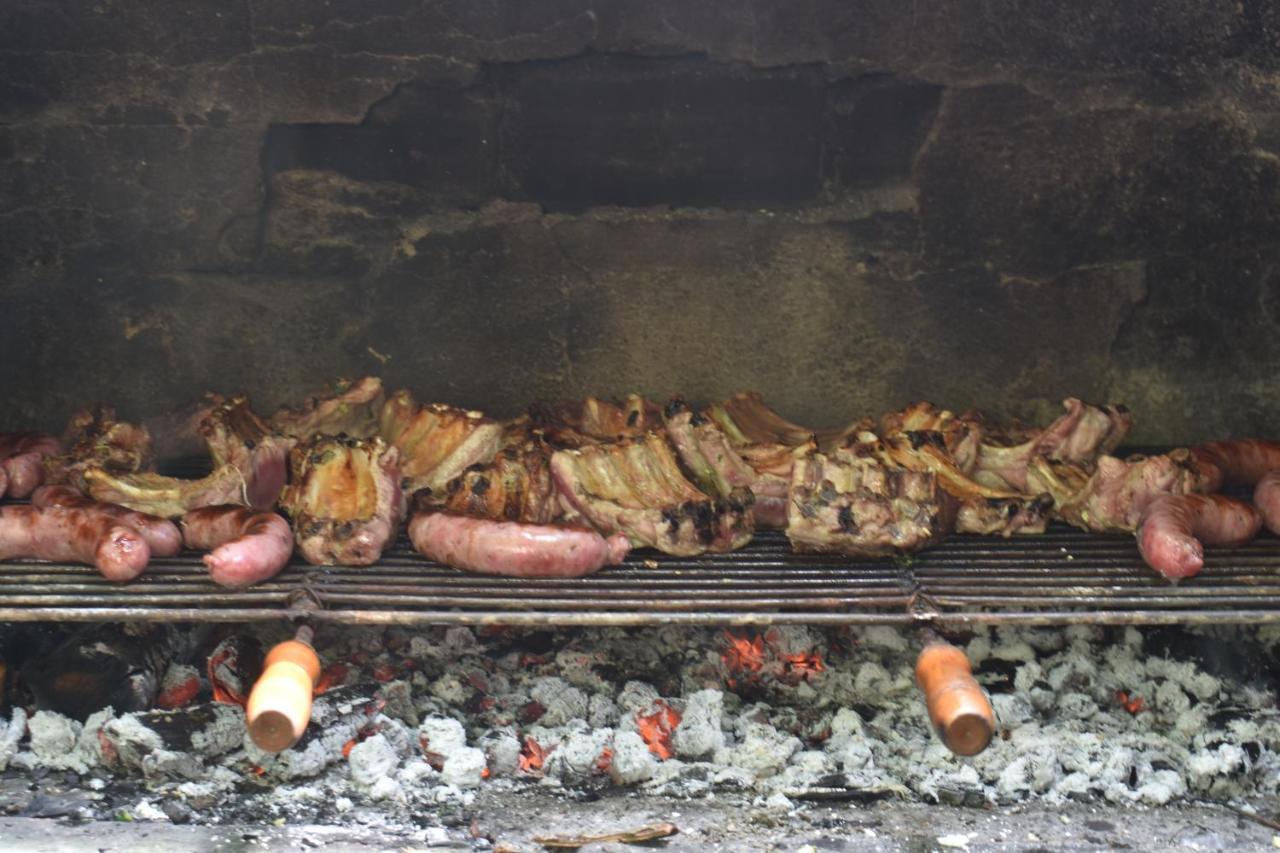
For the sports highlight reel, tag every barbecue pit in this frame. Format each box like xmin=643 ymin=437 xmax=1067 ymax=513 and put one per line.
xmin=4 ymin=1 xmax=1280 ymax=849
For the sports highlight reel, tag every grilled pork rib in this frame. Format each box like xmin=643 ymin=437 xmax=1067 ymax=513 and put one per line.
xmin=869 ymin=431 xmax=1053 ymax=536
xmin=45 ymin=404 xmax=152 ymax=493
xmin=439 ymin=433 xmax=559 ymax=524
xmin=786 ymin=450 xmax=952 ymax=556
xmin=974 ymin=398 xmax=1131 ymax=492
xmin=530 ymin=395 xmax=663 ymax=448
xmin=84 ymin=397 xmax=292 ymax=518
xmin=550 ymin=432 xmax=754 ymax=555
xmin=702 ymin=392 xmax=818 ymax=527
xmin=281 ymin=435 xmax=403 ymax=566
xmin=270 ymin=376 xmax=385 ymax=440
xmin=379 ymin=390 xmax=502 ymax=497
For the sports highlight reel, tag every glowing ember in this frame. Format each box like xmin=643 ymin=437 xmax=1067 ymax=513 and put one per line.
xmin=783 ymin=651 xmax=826 ymax=681
xmin=518 ymin=736 xmax=549 ymax=774
xmin=342 ymin=738 xmax=357 ymax=759
xmin=207 ymin=647 xmax=248 ymax=707
xmin=155 ymin=674 xmax=200 ymax=710
xmin=313 ymin=662 xmax=349 ymax=694
xmin=636 ymin=700 xmax=682 ymax=760
xmin=1115 ymin=690 xmax=1146 ymax=714
xmin=372 ymin=663 xmax=398 ymax=683
xmin=481 ymin=767 xmax=491 ymax=780
xmin=722 ymin=631 xmax=766 ymax=674
xmin=595 ymin=747 xmax=614 ymax=773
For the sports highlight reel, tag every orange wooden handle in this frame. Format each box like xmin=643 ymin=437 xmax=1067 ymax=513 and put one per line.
xmin=246 ymin=640 xmax=321 ymax=753
xmin=915 ymin=640 xmax=996 ymax=756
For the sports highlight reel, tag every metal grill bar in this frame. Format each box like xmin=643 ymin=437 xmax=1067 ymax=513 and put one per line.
xmin=0 ymin=529 xmax=1279 ymax=626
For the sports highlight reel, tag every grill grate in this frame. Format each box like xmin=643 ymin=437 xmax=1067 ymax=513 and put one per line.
xmin=1 ymin=528 xmax=1279 ymax=627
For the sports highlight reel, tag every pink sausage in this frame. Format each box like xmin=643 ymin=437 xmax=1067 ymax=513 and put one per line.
xmin=408 ymin=512 xmax=631 ymax=578
xmin=1137 ymin=494 xmax=1261 ymax=581
xmin=0 ymin=434 xmax=60 ymax=498
xmin=1254 ymin=471 xmax=1280 ymax=537
xmin=181 ymin=505 xmax=294 ymax=588
xmin=0 ymin=505 xmax=149 ymax=582
xmin=32 ymin=485 xmax=182 ymax=557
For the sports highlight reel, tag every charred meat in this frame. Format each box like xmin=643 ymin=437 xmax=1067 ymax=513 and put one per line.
xmin=45 ymin=404 xmax=152 ymax=492
xmin=702 ymin=392 xmax=817 ymax=527
xmin=439 ymin=432 xmax=558 ymax=524
xmin=84 ymin=397 xmax=291 ymax=518
xmin=870 ymin=431 xmax=1053 ymax=536
xmin=530 ymin=395 xmax=663 ymax=448
xmin=270 ymin=376 xmax=385 ymax=440
xmin=786 ymin=450 xmax=952 ymax=556
xmin=280 ymin=435 xmax=403 ymax=566
xmin=550 ymin=432 xmax=754 ymax=555
xmin=379 ymin=390 xmax=502 ymax=497
xmin=974 ymin=398 xmax=1131 ymax=492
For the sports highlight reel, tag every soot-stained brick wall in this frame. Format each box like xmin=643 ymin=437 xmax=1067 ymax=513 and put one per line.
xmin=2 ymin=1 xmax=1280 ymax=442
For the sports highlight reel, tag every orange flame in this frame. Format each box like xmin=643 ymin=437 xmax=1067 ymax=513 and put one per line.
xmin=636 ymin=700 xmax=682 ymax=760
xmin=518 ymin=736 xmax=549 ymax=774
xmin=722 ymin=631 xmax=766 ymax=673
xmin=207 ymin=647 xmax=248 ymax=707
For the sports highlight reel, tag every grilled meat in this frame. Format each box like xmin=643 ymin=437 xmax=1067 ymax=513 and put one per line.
xmin=438 ymin=432 xmax=558 ymax=524
xmin=662 ymin=399 xmax=757 ymax=496
xmin=870 ymin=431 xmax=1053 ymax=536
xmin=1192 ymin=439 xmax=1280 ymax=534
xmin=182 ymin=506 xmax=294 ymax=588
xmin=32 ymin=485 xmax=182 ymax=558
xmin=702 ymin=392 xmax=817 ymax=527
xmin=530 ymin=394 xmax=663 ymax=448
xmin=0 ymin=432 xmax=62 ymax=498
xmin=550 ymin=432 xmax=754 ymax=555
xmin=0 ymin=505 xmax=149 ymax=582
xmin=378 ymin=390 xmax=502 ymax=498
xmin=786 ymin=450 xmax=952 ymax=556
xmin=280 ymin=435 xmax=403 ymax=566
xmin=878 ymin=402 xmax=983 ymax=473
xmin=974 ymin=398 xmax=1131 ymax=492
xmin=45 ymin=404 xmax=152 ymax=492
xmin=83 ymin=397 xmax=291 ymax=518
xmin=201 ymin=397 xmax=292 ymax=510
xmin=409 ymin=512 xmax=630 ymax=578
xmin=269 ymin=376 xmax=385 ymax=440
xmin=1137 ymin=494 xmax=1261 ymax=581
xmin=1025 ymin=450 xmax=1210 ymax=533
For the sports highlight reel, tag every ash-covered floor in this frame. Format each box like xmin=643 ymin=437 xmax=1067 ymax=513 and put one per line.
xmin=0 ymin=791 xmax=1275 ymax=851
xmin=0 ymin=623 xmax=1277 ymax=850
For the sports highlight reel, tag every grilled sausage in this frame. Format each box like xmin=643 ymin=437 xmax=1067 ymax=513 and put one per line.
xmin=1192 ymin=439 xmax=1280 ymax=534
xmin=32 ymin=485 xmax=182 ymax=557
xmin=0 ymin=505 xmax=149 ymax=582
xmin=408 ymin=512 xmax=631 ymax=578
xmin=182 ymin=505 xmax=293 ymax=588
xmin=1137 ymin=494 xmax=1261 ymax=581
xmin=0 ymin=433 xmax=61 ymax=498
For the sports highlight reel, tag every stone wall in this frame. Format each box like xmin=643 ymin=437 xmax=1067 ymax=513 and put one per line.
xmin=2 ymin=1 xmax=1279 ymax=442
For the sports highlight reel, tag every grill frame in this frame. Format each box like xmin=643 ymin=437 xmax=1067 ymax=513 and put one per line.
xmin=2 ymin=528 xmax=1279 ymax=628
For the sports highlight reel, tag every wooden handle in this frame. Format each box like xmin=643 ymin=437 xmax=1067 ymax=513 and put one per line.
xmin=246 ymin=639 xmax=321 ymax=753
xmin=915 ymin=639 xmax=996 ymax=756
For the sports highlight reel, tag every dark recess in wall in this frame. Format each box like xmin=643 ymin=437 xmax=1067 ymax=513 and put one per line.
xmin=261 ymin=54 xmax=941 ymax=212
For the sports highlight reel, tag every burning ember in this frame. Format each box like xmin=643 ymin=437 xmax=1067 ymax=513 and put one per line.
xmin=636 ymin=700 xmax=682 ymax=760
xmin=518 ymin=736 xmax=549 ymax=775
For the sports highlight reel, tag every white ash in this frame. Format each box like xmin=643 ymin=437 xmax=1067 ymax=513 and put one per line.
xmin=2 ymin=622 xmax=1278 ymax=823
